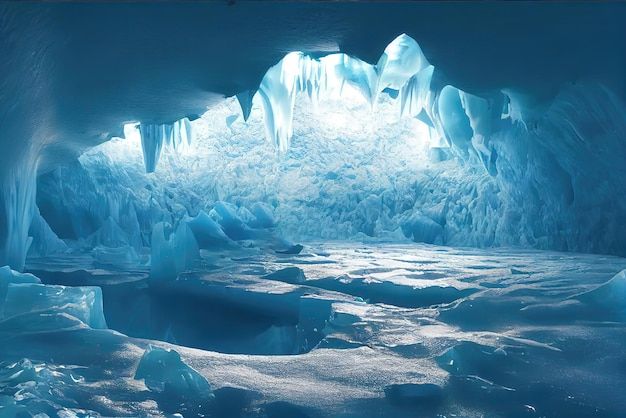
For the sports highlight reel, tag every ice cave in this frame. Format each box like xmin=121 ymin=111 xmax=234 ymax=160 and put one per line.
xmin=1 ymin=1 xmax=626 ymax=417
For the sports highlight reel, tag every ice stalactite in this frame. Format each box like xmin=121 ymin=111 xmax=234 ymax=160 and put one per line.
xmin=0 ymin=159 xmax=38 ymax=271
xmin=250 ymin=33 xmax=512 ymax=178
xmin=236 ymin=90 xmax=256 ymax=122
xmin=257 ymin=51 xmax=378 ymax=152
xmin=257 ymin=52 xmax=305 ymax=152
xmin=400 ymin=65 xmax=434 ymax=119
xmin=139 ymin=124 xmax=167 ymax=173
xmin=139 ymin=117 xmax=194 ymax=173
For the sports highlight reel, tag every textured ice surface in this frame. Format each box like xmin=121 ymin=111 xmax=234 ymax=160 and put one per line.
xmin=135 ymin=345 xmax=213 ymax=414
xmin=31 ymin=58 xmax=626 ymax=263
xmin=3 ymin=243 xmax=625 ymax=417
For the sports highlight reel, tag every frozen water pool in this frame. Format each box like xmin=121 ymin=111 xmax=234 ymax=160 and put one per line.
xmin=2 ymin=242 xmax=626 ymax=417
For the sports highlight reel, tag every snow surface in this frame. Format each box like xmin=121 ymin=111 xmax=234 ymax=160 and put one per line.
xmin=3 ymin=243 xmax=626 ymax=417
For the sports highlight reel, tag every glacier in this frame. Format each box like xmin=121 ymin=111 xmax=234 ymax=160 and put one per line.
xmin=1 ymin=2 xmax=626 ymax=417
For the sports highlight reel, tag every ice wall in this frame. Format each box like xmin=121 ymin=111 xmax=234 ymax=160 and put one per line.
xmin=30 ymin=34 xmax=626 ymax=259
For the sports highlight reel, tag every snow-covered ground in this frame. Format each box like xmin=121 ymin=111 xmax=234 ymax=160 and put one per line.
xmin=2 ymin=242 xmax=625 ymax=417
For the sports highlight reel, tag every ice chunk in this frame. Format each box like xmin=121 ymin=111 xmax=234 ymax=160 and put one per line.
xmin=376 ymin=33 xmax=429 ymax=92
xmin=0 ymin=265 xmax=40 ymax=305
xmin=275 ymin=244 xmax=304 ymax=255
xmin=186 ymin=210 xmax=232 ymax=249
xmin=249 ymin=202 xmax=276 ymax=229
xmin=150 ymin=222 xmax=199 ymax=281
xmin=574 ymin=268 xmax=626 ymax=316
xmin=226 ymin=114 xmax=238 ymax=128
xmin=134 ymin=345 xmax=213 ymax=400
xmin=1 ymin=282 xmax=107 ymax=329
xmin=209 ymin=202 xmax=253 ymax=240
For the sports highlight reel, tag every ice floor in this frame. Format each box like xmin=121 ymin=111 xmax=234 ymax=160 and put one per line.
xmin=2 ymin=242 xmax=626 ymax=417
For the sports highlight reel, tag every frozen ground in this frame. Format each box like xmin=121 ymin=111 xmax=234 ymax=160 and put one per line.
xmin=2 ymin=242 xmax=626 ymax=417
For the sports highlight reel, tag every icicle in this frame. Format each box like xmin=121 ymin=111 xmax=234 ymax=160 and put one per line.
xmin=258 ymin=52 xmax=304 ymax=152
xmin=400 ymin=65 xmax=434 ymax=118
xmin=236 ymin=90 xmax=256 ymax=122
xmin=139 ymin=118 xmax=193 ymax=172
xmin=139 ymin=124 xmax=165 ymax=173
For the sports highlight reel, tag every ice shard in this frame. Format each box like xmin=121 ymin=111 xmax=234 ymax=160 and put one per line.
xmin=150 ymin=221 xmax=199 ymax=281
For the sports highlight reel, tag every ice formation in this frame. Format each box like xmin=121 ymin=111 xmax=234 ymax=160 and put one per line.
xmin=139 ymin=118 xmax=193 ymax=173
xmin=0 ymin=161 xmax=38 ymax=271
xmin=150 ymin=222 xmax=199 ymax=281
xmin=2 ymin=2 xmax=626 ymax=416
xmin=135 ymin=345 xmax=213 ymax=401
xmin=253 ymin=32 xmax=505 ymax=176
